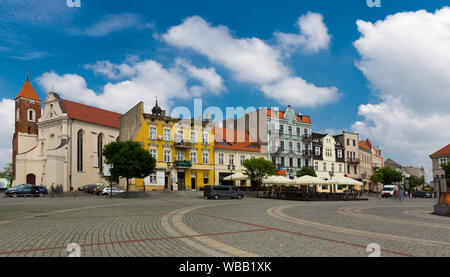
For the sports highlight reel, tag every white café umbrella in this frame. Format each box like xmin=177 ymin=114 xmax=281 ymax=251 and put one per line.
xmin=223 ymin=172 xmax=249 ymax=181
xmin=327 ymin=176 xmax=363 ymax=186
xmin=293 ymin=175 xmax=328 ymax=185
xmin=263 ymin=175 xmax=294 ymax=185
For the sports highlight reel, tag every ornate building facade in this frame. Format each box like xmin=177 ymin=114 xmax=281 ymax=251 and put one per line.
xmin=119 ymin=101 xmax=215 ymax=191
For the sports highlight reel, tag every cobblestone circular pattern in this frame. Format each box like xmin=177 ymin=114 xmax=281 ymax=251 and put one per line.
xmin=0 ymin=192 xmax=448 ymax=257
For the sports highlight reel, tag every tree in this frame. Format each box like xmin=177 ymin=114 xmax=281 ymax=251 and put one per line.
xmin=296 ymin=167 xmax=317 ymax=178
xmin=407 ymin=175 xmax=425 ymax=191
xmin=0 ymin=163 xmax=12 ymax=182
xmin=102 ymin=141 xmax=156 ymax=197
xmin=441 ymin=162 xmax=450 ymax=187
xmin=243 ymin=158 xmax=276 ymax=190
xmin=370 ymin=167 xmax=403 ymax=185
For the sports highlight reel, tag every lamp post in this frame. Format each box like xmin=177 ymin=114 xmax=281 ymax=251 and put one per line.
xmin=329 ymin=171 xmax=334 ymax=193
xmin=435 ymin=175 xmax=440 ymax=200
xmin=167 ymin=161 xmax=174 ymax=191
xmin=228 ymin=164 xmax=236 ymax=187
xmin=362 ymin=173 xmax=367 ymax=193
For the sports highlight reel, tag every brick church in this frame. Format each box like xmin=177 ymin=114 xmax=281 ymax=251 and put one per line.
xmin=12 ymin=75 xmax=122 ymax=191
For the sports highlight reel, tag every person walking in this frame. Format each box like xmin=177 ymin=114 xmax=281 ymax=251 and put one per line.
xmin=399 ymin=189 xmax=404 ymax=201
xmin=50 ymin=184 xmax=55 ymax=197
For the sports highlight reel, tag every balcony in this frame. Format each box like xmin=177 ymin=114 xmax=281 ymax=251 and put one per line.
xmin=174 ymin=140 xmax=192 ymax=148
xmin=347 ymin=158 xmax=360 ymax=164
xmin=302 ymin=134 xmax=313 ymax=141
xmin=303 ymin=150 xmax=313 ymax=157
xmin=174 ymin=160 xmax=192 ymax=168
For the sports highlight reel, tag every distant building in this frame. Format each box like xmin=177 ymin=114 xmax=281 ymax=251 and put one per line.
xmin=384 ymin=158 xmax=426 ymax=189
xmin=429 ymin=144 xmax=450 ymax=194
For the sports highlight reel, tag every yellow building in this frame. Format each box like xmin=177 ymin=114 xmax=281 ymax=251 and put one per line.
xmin=119 ymin=101 xmax=215 ymax=191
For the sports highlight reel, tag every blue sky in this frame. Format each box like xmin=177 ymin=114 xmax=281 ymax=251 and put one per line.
xmin=1 ymin=0 xmax=450 ymax=179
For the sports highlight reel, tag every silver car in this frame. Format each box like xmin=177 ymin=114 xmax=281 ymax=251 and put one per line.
xmin=101 ymin=187 xmax=124 ymax=195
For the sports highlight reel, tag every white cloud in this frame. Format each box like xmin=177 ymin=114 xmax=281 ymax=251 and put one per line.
xmin=274 ymin=12 xmax=331 ymax=54
xmin=85 ymin=60 xmax=137 ymax=79
xmin=0 ymin=99 xmax=14 ymax=167
xmin=163 ymin=15 xmax=338 ymax=107
xmin=38 ymin=57 xmax=225 ymax=114
xmin=163 ymin=16 xmax=288 ymax=85
xmin=38 ymin=60 xmax=191 ymax=113
xmin=261 ymin=77 xmax=339 ymax=107
xmin=352 ymin=7 xmax=450 ymax=173
xmin=175 ymin=58 xmax=225 ymax=94
xmin=70 ymin=13 xmax=151 ymax=37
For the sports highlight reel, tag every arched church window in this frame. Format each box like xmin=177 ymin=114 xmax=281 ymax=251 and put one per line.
xmin=97 ymin=134 xmax=103 ymax=172
xmin=77 ymin=130 xmax=83 ymax=172
xmin=27 ymin=109 xmax=35 ymax=122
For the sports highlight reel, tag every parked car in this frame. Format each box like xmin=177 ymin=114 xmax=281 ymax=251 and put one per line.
xmin=102 ymin=187 xmax=124 ymax=196
xmin=86 ymin=185 xmax=97 ymax=194
xmin=5 ymin=185 xmax=41 ymax=197
xmin=35 ymin=186 xmax=48 ymax=196
xmin=413 ymin=190 xmax=433 ymax=198
xmin=203 ymin=185 xmax=244 ymax=200
xmin=94 ymin=185 xmax=106 ymax=195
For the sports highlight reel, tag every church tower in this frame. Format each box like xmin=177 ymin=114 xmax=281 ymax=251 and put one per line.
xmin=12 ymin=75 xmax=42 ymax=184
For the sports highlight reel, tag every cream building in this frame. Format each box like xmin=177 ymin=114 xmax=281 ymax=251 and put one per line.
xmin=12 ymin=77 xmax=121 ymax=190
xmin=335 ymin=131 xmax=360 ymax=180
xmin=214 ymin=128 xmax=267 ymax=188
xmin=312 ymin=133 xmax=346 ymax=193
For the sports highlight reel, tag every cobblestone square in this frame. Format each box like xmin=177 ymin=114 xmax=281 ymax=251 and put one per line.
xmin=0 ymin=192 xmax=448 ymax=257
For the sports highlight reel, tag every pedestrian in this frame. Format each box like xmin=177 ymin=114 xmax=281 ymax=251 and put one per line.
xmin=50 ymin=184 xmax=55 ymax=197
xmin=399 ymin=189 xmax=404 ymax=201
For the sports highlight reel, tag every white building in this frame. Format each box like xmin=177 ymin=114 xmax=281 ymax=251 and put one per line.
xmin=12 ymin=77 xmax=121 ymax=191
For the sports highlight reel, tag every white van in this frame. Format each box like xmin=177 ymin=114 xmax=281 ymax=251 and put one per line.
xmin=382 ymin=185 xmax=398 ymax=198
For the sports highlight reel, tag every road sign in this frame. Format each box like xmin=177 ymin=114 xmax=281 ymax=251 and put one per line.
xmin=104 ymin=164 xmax=112 ymax=177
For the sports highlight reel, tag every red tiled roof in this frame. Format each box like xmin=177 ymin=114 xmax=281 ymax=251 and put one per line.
xmin=214 ymin=127 xmax=261 ymax=152
xmin=430 ymin=144 xmax=450 ymax=157
xmin=61 ymin=99 xmax=122 ymax=128
xmin=267 ymin=109 xmax=311 ymax=124
xmin=359 ymin=140 xmax=371 ymax=151
xmin=15 ymin=76 xmax=41 ymax=101
xmin=365 ymin=139 xmax=372 ymax=149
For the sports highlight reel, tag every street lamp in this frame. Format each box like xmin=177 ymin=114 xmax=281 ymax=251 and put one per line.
xmin=329 ymin=171 xmax=334 ymax=193
xmin=228 ymin=164 xmax=236 ymax=186
xmin=361 ymin=173 xmax=367 ymax=193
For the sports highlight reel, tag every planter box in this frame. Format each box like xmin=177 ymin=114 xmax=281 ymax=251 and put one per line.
xmin=434 ymin=204 xmax=450 ymax=216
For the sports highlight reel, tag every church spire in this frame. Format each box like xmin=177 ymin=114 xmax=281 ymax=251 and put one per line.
xmin=15 ymin=74 xmax=41 ymax=102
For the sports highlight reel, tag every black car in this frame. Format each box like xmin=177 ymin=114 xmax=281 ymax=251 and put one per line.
xmin=413 ymin=190 xmax=433 ymax=198
xmin=5 ymin=185 xmax=45 ymax=197
xmin=86 ymin=185 xmax=97 ymax=194
xmin=203 ymin=185 xmax=244 ymax=200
